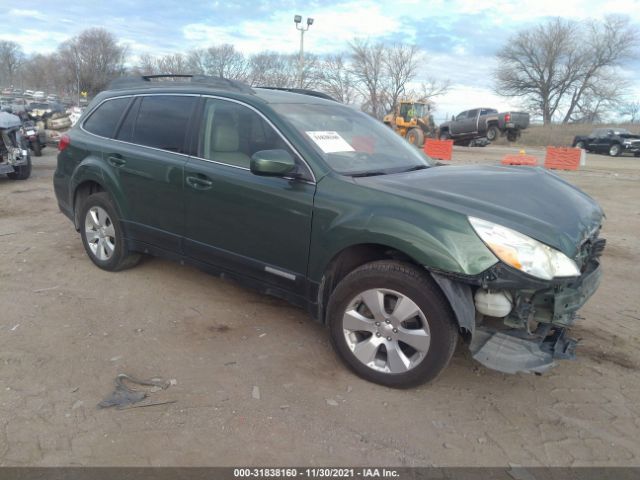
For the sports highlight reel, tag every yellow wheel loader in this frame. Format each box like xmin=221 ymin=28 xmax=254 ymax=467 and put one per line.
xmin=383 ymin=101 xmax=435 ymax=147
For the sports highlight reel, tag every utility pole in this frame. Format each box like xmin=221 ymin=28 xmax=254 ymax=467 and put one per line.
xmin=294 ymin=15 xmax=314 ymax=89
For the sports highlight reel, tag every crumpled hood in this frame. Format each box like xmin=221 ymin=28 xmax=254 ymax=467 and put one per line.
xmin=355 ymin=165 xmax=604 ymax=258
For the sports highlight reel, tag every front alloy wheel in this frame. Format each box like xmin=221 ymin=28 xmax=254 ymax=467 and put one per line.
xmin=609 ymin=143 xmax=621 ymax=157
xmin=328 ymin=260 xmax=458 ymax=388
xmin=342 ymin=289 xmax=431 ymax=374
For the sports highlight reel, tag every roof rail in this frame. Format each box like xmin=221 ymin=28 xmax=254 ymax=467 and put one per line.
xmin=108 ymin=74 xmax=255 ymax=94
xmin=257 ymin=87 xmax=339 ymax=102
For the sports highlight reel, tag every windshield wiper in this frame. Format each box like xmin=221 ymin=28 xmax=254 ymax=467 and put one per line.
xmin=349 ymin=170 xmax=388 ymax=177
xmin=401 ymin=165 xmax=429 ymax=173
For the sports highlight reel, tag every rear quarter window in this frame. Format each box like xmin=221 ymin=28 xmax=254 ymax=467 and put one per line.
xmin=83 ymin=98 xmax=131 ymax=138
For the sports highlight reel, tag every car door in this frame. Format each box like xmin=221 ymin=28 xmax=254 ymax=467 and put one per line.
xmin=105 ymin=94 xmax=197 ymax=252
xmin=183 ymin=97 xmax=316 ymax=296
xmin=450 ymin=111 xmax=468 ymax=135
xmin=593 ymin=129 xmax=612 ymax=153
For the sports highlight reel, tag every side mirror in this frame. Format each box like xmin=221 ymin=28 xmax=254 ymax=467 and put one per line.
xmin=250 ymin=149 xmax=296 ymax=177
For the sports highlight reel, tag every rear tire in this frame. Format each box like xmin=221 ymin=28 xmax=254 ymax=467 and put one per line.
xmin=506 ymin=130 xmax=518 ymax=142
xmin=575 ymin=141 xmax=585 ymax=149
xmin=486 ymin=125 xmax=500 ymax=141
xmin=32 ymin=139 xmax=42 ymax=157
xmin=7 ymin=156 xmax=31 ymax=180
xmin=438 ymin=130 xmax=450 ymax=141
xmin=327 ymin=260 xmax=458 ymax=388
xmin=79 ymin=192 xmax=141 ymax=271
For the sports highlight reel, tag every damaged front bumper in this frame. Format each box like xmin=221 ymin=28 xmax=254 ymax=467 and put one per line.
xmin=433 ymin=243 xmax=604 ymax=375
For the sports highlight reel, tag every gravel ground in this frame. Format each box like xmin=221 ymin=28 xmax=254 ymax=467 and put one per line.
xmin=0 ymin=145 xmax=638 ymax=466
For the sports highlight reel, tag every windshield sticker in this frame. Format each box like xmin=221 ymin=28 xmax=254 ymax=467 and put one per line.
xmin=306 ymin=131 xmax=355 ymax=154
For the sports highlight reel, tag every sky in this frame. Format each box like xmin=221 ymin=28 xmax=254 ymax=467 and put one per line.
xmin=2 ymin=0 xmax=640 ymax=121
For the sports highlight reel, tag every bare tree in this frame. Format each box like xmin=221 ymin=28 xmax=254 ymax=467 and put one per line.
xmin=57 ymin=28 xmax=128 ymax=97
xmin=349 ymin=40 xmax=387 ymax=118
xmin=247 ymin=52 xmax=297 ymax=87
xmin=186 ymin=49 xmax=208 ymax=75
xmin=156 ymin=53 xmax=190 ymax=75
xmin=494 ymin=16 xmax=638 ymax=124
xmin=204 ymin=44 xmax=249 ymax=80
xmin=621 ymin=100 xmax=640 ymax=123
xmin=562 ymin=16 xmax=638 ymax=123
xmin=0 ymin=41 xmax=25 ymax=86
xmin=383 ymin=44 xmax=421 ymax=112
xmin=318 ymin=53 xmax=356 ymax=103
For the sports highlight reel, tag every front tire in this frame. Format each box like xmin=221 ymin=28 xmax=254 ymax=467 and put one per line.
xmin=79 ymin=192 xmax=141 ymax=271
xmin=327 ymin=260 xmax=458 ymax=388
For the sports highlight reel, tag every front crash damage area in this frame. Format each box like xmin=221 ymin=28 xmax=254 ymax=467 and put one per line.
xmin=432 ymin=235 xmax=605 ymax=375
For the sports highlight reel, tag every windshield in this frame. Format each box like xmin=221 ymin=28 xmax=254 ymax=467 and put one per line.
xmin=272 ymin=103 xmax=432 ymax=176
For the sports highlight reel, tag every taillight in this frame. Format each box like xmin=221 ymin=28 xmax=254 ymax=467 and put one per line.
xmin=504 ymin=113 xmax=511 ymax=123
xmin=58 ymin=134 xmax=70 ymax=152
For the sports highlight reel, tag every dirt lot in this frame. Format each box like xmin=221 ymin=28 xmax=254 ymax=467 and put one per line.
xmin=0 ymin=145 xmax=639 ymax=467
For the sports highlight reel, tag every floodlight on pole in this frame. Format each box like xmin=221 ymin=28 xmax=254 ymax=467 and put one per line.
xmin=294 ymin=14 xmax=314 ymax=88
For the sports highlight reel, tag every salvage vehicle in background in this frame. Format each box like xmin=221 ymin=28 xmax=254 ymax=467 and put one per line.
xmin=0 ymin=111 xmax=32 ymax=180
xmin=20 ymin=119 xmax=45 ymax=156
xmin=55 ymin=75 xmax=604 ymax=387
xmin=383 ymin=100 xmax=435 ymax=147
xmin=572 ymin=128 xmax=640 ymax=157
xmin=438 ymin=108 xmax=530 ymax=144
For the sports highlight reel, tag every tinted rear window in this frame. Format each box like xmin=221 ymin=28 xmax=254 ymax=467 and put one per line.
xmin=130 ymin=96 xmax=196 ymax=153
xmin=83 ymin=98 xmax=130 ymax=138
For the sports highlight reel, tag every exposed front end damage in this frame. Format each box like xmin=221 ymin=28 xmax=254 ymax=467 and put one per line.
xmin=432 ymin=231 xmax=605 ymax=375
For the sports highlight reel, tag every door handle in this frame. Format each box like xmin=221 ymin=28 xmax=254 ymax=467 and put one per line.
xmin=108 ymin=155 xmax=126 ymax=167
xmin=186 ymin=175 xmax=213 ymax=190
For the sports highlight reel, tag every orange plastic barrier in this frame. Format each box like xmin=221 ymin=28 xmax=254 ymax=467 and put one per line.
xmin=424 ymin=139 xmax=454 ymax=161
xmin=501 ymin=151 xmax=538 ymax=166
xmin=544 ymin=147 xmax=581 ymax=171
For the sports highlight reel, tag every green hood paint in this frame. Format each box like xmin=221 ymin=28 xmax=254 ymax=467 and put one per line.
xmin=353 ymin=165 xmax=604 ymax=258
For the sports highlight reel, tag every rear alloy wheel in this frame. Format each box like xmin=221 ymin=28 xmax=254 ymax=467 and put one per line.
xmin=328 ymin=260 xmax=458 ymax=388
xmin=575 ymin=141 xmax=585 ymax=149
xmin=79 ymin=192 xmax=140 ymax=271
xmin=438 ymin=131 xmax=450 ymax=141
xmin=609 ymin=143 xmax=621 ymax=157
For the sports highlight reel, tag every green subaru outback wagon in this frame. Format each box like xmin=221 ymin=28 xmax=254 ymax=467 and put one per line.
xmin=54 ymin=75 xmax=605 ymax=387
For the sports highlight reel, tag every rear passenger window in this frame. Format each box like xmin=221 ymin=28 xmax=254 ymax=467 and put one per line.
xmin=115 ymin=97 xmax=140 ymax=142
xmin=83 ymin=98 xmax=130 ymax=138
xmin=130 ymin=96 xmax=196 ymax=153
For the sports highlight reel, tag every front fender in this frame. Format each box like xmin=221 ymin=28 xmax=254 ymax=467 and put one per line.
xmin=308 ymin=176 xmax=497 ymax=282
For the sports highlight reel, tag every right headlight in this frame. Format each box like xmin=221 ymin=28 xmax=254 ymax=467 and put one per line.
xmin=469 ymin=217 xmax=580 ymax=280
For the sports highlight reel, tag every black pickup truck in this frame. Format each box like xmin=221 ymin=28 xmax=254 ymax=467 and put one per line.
xmin=572 ymin=128 xmax=640 ymax=157
xmin=438 ymin=108 xmax=530 ymax=145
